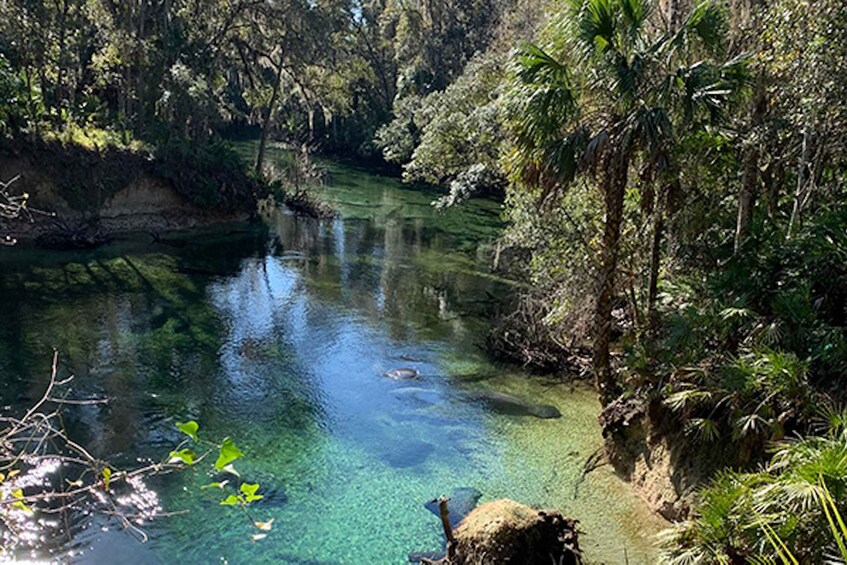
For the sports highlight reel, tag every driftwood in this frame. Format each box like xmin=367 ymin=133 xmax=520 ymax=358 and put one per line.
xmin=572 ymin=446 xmax=606 ymax=499
xmin=149 ymin=231 xmax=189 ymax=248
xmin=0 ymin=175 xmax=31 ymax=222
xmin=282 ymin=189 xmax=337 ymax=219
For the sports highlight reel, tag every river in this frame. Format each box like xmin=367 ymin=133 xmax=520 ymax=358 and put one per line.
xmin=0 ymin=144 xmax=665 ymax=563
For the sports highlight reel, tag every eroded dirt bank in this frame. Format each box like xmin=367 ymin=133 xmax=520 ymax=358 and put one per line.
xmin=0 ymin=140 xmax=259 ymax=243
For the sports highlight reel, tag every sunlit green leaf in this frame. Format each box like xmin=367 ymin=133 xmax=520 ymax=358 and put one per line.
xmin=240 ymin=482 xmax=263 ymax=503
xmin=10 ymin=489 xmax=32 ymax=514
xmin=220 ymin=494 xmax=240 ymax=506
xmin=214 ymin=438 xmax=244 ymax=470
xmin=201 ymin=480 xmax=229 ymax=490
xmin=177 ymin=421 xmax=199 ymax=441
xmin=240 ymin=483 xmax=260 ymax=496
xmin=102 ymin=468 xmax=112 ymax=491
xmin=169 ymin=449 xmax=198 ymax=465
xmin=11 ymin=500 xmax=32 ymax=514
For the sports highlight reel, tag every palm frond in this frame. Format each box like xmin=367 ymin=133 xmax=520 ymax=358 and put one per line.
xmin=735 ymin=413 xmax=770 ymax=440
xmin=818 ymin=476 xmax=847 ymax=561
xmin=541 ymin=128 xmax=590 ymax=188
xmin=815 ymin=400 xmax=847 ymax=436
xmin=681 ymin=0 xmax=727 ymax=53
xmin=665 ymin=388 xmax=713 ymax=412
xmin=577 ymin=0 xmax=618 ymax=55
xmin=518 ymin=43 xmax=571 ymax=85
xmin=514 ymin=44 xmax=578 ymax=143
xmin=619 ymin=0 xmax=650 ymax=38
xmin=686 ymin=417 xmax=721 ymax=443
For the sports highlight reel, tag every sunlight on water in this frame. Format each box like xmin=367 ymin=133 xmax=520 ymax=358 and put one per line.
xmin=0 ymin=148 xmax=665 ymax=563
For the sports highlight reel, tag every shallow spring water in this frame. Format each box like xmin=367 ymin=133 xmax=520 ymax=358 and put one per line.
xmin=0 ymin=154 xmax=665 ymax=563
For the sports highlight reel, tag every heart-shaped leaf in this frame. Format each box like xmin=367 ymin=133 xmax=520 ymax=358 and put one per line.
xmin=240 ymin=482 xmax=263 ymax=503
xmin=176 ymin=421 xmax=199 ymax=441
xmin=169 ymin=449 xmax=197 ymax=465
xmin=214 ymin=438 xmax=244 ymax=471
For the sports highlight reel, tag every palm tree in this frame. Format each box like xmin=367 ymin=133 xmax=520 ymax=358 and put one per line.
xmin=658 ymin=403 xmax=847 ymax=564
xmin=508 ymin=0 xmax=746 ymax=403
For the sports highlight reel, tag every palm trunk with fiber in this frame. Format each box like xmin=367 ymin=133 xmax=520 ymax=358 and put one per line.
xmin=593 ymin=151 xmax=628 ymax=405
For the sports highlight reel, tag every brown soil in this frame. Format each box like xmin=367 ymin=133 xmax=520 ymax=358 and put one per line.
xmin=440 ymin=499 xmax=582 ymax=565
xmin=600 ymin=395 xmax=712 ymax=521
xmin=0 ymin=143 xmax=252 ymax=243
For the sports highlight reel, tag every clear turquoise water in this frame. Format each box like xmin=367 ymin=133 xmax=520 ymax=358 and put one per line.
xmin=0 ymin=148 xmax=665 ymax=563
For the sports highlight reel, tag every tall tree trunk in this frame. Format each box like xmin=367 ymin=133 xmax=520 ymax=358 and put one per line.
xmin=761 ymin=160 xmax=780 ymax=220
xmin=54 ymin=0 xmax=69 ymax=127
xmin=647 ymin=185 xmax=668 ymax=333
xmin=255 ymin=60 xmax=284 ymax=177
xmin=24 ymin=66 xmax=39 ymax=139
xmin=734 ymin=143 xmax=758 ymax=252
xmin=593 ymin=152 xmax=628 ymax=405
xmin=667 ymin=0 xmax=682 ymax=31
xmin=788 ymin=126 xmax=812 ymax=238
xmin=135 ymin=0 xmax=147 ymax=134
xmin=734 ymin=75 xmax=766 ymax=252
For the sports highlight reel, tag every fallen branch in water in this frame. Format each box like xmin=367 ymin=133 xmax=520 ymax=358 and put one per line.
xmin=419 ymin=496 xmax=456 ymax=565
xmin=572 ymin=446 xmax=606 ymax=500
xmin=0 ymin=352 xmax=268 ymax=557
xmin=0 ymin=352 xmax=186 ymax=552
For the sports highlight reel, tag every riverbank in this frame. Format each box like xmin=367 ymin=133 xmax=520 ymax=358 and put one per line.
xmin=0 ymin=138 xmax=260 ymax=245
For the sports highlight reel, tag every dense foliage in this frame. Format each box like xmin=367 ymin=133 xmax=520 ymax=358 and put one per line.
xmin=0 ymin=0 xmax=514 ymax=164
xmin=492 ymin=0 xmax=847 ymax=560
xmin=659 ymin=405 xmax=847 ymax=564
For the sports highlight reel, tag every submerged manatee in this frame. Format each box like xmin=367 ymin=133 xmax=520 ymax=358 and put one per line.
xmin=467 ymin=390 xmax=562 ymax=419
xmin=391 ymin=386 xmax=442 ymax=405
xmin=382 ymin=440 xmax=435 ymax=468
xmin=424 ymin=487 xmax=483 ymax=527
xmin=384 ymin=367 xmax=420 ymax=380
